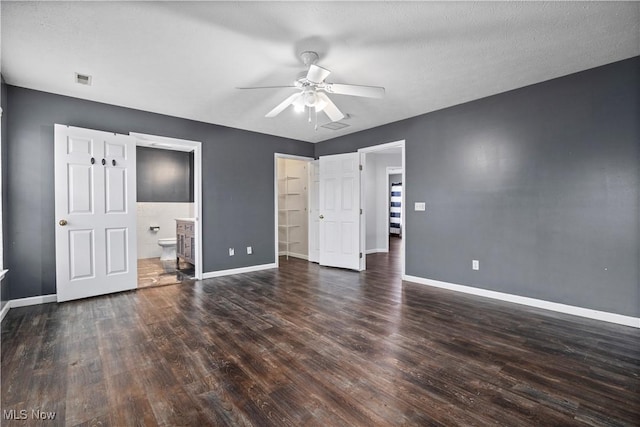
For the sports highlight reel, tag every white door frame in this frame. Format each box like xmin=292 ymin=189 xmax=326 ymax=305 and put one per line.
xmin=131 ymin=132 xmax=203 ymax=280
xmin=274 ymin=153 xmax=314 ymax=268
xmin=358 ymin=140 xmax=406 ymax=275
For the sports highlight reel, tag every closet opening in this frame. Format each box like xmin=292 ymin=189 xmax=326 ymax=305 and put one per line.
xmin=274 ymin=154 xmax=314 ymax=266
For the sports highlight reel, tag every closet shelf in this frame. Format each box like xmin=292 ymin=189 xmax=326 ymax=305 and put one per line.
xmin=279 ymin=240 xmax=301 ymax=245
xmin=278 ymin=224 xmax=300 ymax=228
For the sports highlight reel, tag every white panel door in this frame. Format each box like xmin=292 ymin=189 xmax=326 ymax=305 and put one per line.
xmin=319 ymin=153 xmax=361 ymax=270
xmin=308 ymin=160 xmax=320 ymax=263
xmin=55 ymin=124 xmax=137 ymax=302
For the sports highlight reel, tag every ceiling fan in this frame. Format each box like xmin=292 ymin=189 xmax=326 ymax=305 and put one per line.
xmin=238 ymin=51 xmax=385 ymax=124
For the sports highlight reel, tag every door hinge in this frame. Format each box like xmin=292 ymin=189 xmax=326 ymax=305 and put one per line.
xmin=359 ymin=164 xmax=363 ymax=171
xmin=360 ymin=209 xmax=363 ymax=214
xmin=359 ymin=252 xmax=363 ymax=259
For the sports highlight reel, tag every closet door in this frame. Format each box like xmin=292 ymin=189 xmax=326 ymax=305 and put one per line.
xmin=54 ymin=124 xmax=137 ymax=302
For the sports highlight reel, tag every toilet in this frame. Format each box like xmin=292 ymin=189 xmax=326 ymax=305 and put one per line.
xmin=158 ymin=238 xmax=177 ymax=261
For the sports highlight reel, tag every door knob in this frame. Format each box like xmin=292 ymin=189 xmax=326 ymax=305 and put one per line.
xmin=59 ymin=219 xmax=68 ymax=226
xmin=319 ymin=215 xmax=324 ymax=219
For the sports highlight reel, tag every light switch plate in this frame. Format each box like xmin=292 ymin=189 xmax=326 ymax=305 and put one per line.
xmin=415 ymin=202 xmax=426 ymax=211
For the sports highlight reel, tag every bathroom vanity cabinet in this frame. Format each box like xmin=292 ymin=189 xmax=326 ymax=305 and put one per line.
xmin=176 ymin=218 xmax=195 ymax=267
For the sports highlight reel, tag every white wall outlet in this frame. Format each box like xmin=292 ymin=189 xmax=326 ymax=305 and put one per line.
xmin=472 ymin=260 xmax=479 ymax=270
xmin=229 ymin=248 xmax=235 ymax=256
xmin=415 ymin=202 xmax=426 ymax=211
xmin=247 ymin=246 xmax=252 ymax=255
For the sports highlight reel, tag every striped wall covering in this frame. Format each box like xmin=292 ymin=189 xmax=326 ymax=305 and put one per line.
xmin=390 ymin=182 xmax=402 ymax=235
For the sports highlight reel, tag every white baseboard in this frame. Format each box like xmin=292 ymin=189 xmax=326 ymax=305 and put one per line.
xmin=403 ymin=275 xmax=640 ymax=329
xmin=202 ymin=263 xmax=277 ymax=279
xmin=0 ymin=302 xmax=10 ymax=322
xmin=11 ymin=294 xmax=58 ymax=308
xmin=365 ymin=248 xmax=387 ymax=254
xmin=0 ymin=294 xmax=57 ymax=323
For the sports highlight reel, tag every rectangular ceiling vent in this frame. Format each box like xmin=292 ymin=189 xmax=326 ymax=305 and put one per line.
xmin=321 ymin=121 xmax=350 ymax=131
xmin=75 ymin=72 xmax=92 ymax=86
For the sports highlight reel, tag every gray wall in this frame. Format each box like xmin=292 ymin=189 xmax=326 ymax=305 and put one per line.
xmin=5 ymin=87 xmax=313 ymax=299
xmin=137 ymin=146 xmax=194 ymax=203
xmin=316 ymin=57 xmax=639 ymax=317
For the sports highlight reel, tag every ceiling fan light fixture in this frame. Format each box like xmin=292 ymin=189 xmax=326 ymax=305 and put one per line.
xmin=303 ymin=90 xmax=317 ymax=107
xmin=315 ymin=96 xmax=328 ymax=112
xmin=293 ymin=96 xmax=305 ymax=113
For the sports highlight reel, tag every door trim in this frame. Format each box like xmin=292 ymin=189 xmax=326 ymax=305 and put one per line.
xmin=130 ymin=132 xmax=203 ymax=280
xmin=273 ymin=153 xmax=314 ymax=268
xmin=358 ymin=140 xmax=406 ymax=275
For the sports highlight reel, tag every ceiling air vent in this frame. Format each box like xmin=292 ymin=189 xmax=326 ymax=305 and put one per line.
xmin=75 ymin=73 xmax=92 ymax=86
xmin=321 ymin=121 xmax=350 ymax=131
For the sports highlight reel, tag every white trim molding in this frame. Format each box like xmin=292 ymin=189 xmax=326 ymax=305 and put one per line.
xmin=202 ymin=263 xmax=277 ymax=279
xmin=403 ymin=275 xmax=640 ymax=328
xmin=0 ymin=294 xmax=57 ymax=323
xmin=10 ymin=294 xmax=58 ymax=308
xmin=0 ymin=303 xmax=9 ymax=323
xmin=365 ymin=248 xmax=387 ymax=255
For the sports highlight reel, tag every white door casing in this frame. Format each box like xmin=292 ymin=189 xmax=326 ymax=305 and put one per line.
xmin=308 ymin=160 xmax=320 ymax=263
xmin=55 ymin=124 xmax=137 ymax=302
xmin=319 ymin=153 xmax=361 ymax=270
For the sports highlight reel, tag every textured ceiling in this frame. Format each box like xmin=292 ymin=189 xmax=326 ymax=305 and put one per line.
xmin=1 ymin=1 xmax=638 ymax=143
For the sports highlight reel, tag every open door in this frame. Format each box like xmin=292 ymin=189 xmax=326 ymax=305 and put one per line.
xmin=319 ymin=153 xmax=361 ymax=270
xmin=55 ymin=125 xmax=137 ymax=302
xmin=308 ymin=160 xmax=320 ymax=263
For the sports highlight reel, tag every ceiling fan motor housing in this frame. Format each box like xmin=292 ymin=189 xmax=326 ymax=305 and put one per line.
xmin=300 ymin=51 xmax=319 ymax=67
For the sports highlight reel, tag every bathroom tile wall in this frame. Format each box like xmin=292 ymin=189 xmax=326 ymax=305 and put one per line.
xmin=137 ymin=202 xmax=194 ymax=259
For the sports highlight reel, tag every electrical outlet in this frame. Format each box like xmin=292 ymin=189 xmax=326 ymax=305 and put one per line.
xmin=229 ymin=248 xmax=234 ymax=256
xmin=472 ymin=260 xmax=479 ymax=271
xmin=247 ymin=246 xmax=252 ymax=255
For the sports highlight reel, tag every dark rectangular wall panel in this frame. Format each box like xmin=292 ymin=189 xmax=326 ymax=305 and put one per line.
xmin=136 ymin=146 xmax=193 ymax=203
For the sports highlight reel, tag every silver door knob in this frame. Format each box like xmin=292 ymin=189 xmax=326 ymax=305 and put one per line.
xmin=319 ymin=215 xmax=324 ymax=219
xmin=59 ymin=219 xmax=68 ymax=226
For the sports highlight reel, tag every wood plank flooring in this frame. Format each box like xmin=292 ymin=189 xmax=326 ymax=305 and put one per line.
xmin=2 ymin=238 xmax=639 ymax=426
xmin=137 ymin=258 xmax=194 ymax=289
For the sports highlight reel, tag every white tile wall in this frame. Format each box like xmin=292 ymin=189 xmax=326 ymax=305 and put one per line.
xmin=137 ymin=202 xmax=194 ymax=259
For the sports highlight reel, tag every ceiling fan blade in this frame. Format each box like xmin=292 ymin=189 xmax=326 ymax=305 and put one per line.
xmin=317 ymin=92 xmax=345 ymax=122
xmin=266 ymin=92 xmax=302 ymax=118
xmin=324 ymin=83 xmax=385 ymax=99
xmin=306 ymin=64 xmax=331 ymax=84
xmin=236 ymin=85 xmax=297 ymax=90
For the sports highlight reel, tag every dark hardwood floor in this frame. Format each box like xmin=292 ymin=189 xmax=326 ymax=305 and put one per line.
xmin=2 ymin=237 xmax=639 ymax=426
